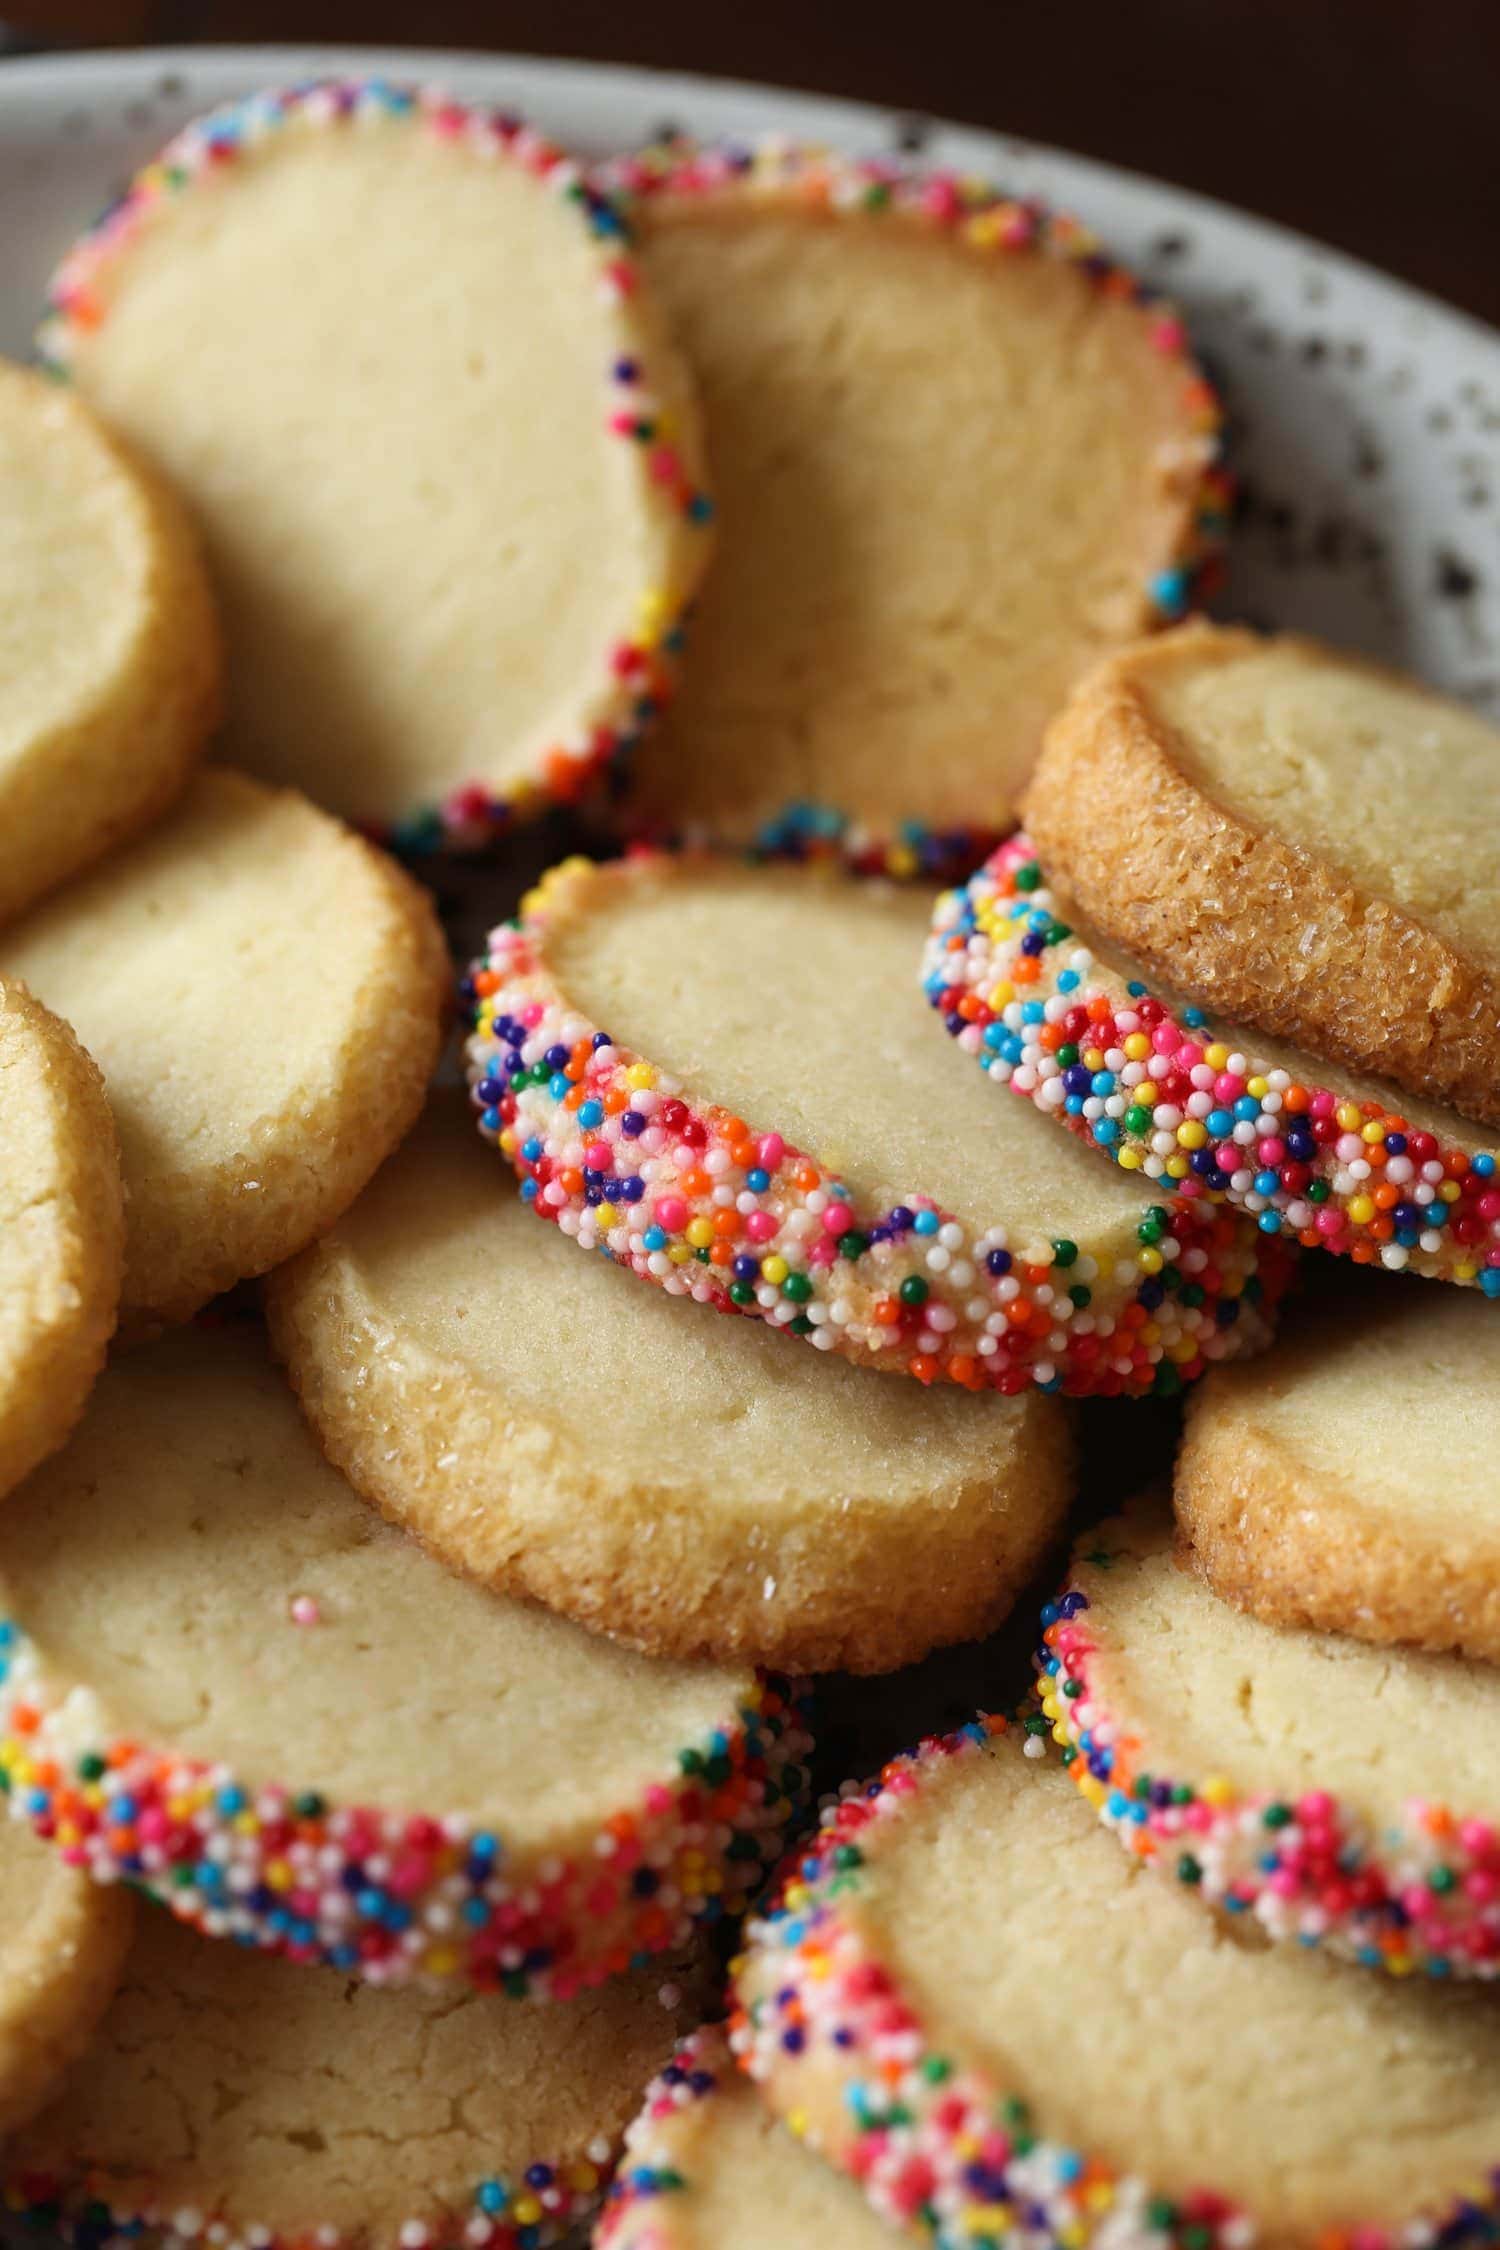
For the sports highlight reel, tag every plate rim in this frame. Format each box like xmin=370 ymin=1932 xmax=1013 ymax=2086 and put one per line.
xmin=2 ymin=40 xmax=1496 ymax=358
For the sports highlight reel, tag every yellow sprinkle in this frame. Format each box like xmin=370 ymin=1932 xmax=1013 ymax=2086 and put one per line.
xmin=1336 ymin=1101 xmax=1362 ymax=1132
xmin=1203 ymin=1043 xmax=1229 ymax=1071
xmin=1361 ymin=1120 xmax=1386 ymax=1145
xmin=667 ymin=1245 xmax=692 ymax=1265
xmin=887 ymin=848 xmax=919 ymax=881
xmin=595 ymin=1201 xmax=618 ymax=1228
xmin=1246 ymin=1076 xmax=1270 ymax=1101
xmin=762 ymin=1255 xmax=789 ymax=1286
xmin=625 ymin=1062 xmax=657 ymax=1091
xmin=987 ymin=982 xmax=1015 ymax=1012
xmin=1122 ymin=1033 xmax=1151 ymax=1062
xmin=685 ymin=1218 xmax=715 ymax=1249
xmin=1202 ymin=1777 xmax=1234 ymax=1808
xmin=1347 ymin=1195 xmax=1375 ymax=1226
xmin=1117 ymin=1146 xmax=1144 ymax=1171
xmin=1176 ymin=1120 xmax=1208 ymax=1150
xmin=1440 ymin=1179 xmax=1462 ymax=1204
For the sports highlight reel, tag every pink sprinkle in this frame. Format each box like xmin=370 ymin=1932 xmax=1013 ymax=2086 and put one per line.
xmin=823 ymin=1205 xmax=854 ymax=1235
xmin=746 ymin=1210 xmax=777 ymax=1243
xmin=654 ymin=1195 xmax=688 ymax=1232
xmin=757 ymin=1133 xmax=785 ymax=1169
xmin=289 ymin=1596 xmax=322 ymax=1627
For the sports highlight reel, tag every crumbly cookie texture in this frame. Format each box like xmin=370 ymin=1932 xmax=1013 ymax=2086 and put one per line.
xmin=7 ymin=1904 xmax=702 ymax=2250
xmin=1022 ymin=621 xmax=1500 ymax=1129
xmin=1036 ymin=1493 xmax=1500 ymax=1975
xmin=0 ymin=977 xmax=122 ymax=1505
xmin=268 ymin=1098 xmax=1075 ymax=1675
xmin=1178 ymin=1278 xmax=1500 ymax=1660
xmin=0 ymin=1813 xmax=133 ymax=2142
xmin=597 ymin=2026 xmax=888 ymax=2250
xmin=601 ymin=138 xmax=1226 ymax=863
xmin=0 ymin=358 xmax=220 ymax=928
xmin=731 ymin=1721 xmax=1500 ymax=2250
xmin=0 ymin=1321 xmax=812 ymax=1994
xmin=466 ymin=854 xmax=1293 ymax=1399
xmin=42 ymin=80 xmax=713 ymax=850
xmin=924 ymin=834 xmax=1500 ymax=1291
xmin=2 ymin=767 xmax=449 ymax=1327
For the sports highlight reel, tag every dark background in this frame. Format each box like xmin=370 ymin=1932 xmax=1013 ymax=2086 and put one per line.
xmin=5 ymin=0 xmax=1500 ymax=330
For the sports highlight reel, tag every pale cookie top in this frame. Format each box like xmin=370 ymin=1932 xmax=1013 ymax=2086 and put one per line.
xmin=0 ymin=977 xmax=122 ymax=1505
xmin=607 ymin=141 xmax=1222 ymax=860
xmin=1023 ymin=623 xmax=1500 ymax=1128
xmin=9 ymin=1903 xmax=697 ymax=2250
xmin=0 ymin=1321 xmax=761 ymax=1832
xmin=551 ymin=865 xmax=1166 ymax=1256
xmin=267 ymin=1099 xmax=1073 ymax=1674
xmin=0 ymin=359 xmax=219 ymax=926
xmin=1038 ymin=1496 xmax=1500 ymax=1976
xmin=0 ymin=1815 xmax=133 ymax=2142
xmin=735 ymin=1726 xmax=1500 ymax=2247
xmin=2 ymin=767 xmax=448 ymax=1324
xmin=598 ymin=2028 xmax=886 ymax=2250
xmin=1148 ymin=635 xmax=1500 ymax=975
xmin=0 ymin=1319 xmax=807 ymax=1995
xmin=469 ymin=854 xmax=1288 ymax=1398
xmin=42 ymin=83 xmax=712 ymax=847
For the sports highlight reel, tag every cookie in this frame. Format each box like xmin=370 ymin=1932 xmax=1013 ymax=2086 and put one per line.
xmin=601 ymin=140 xmax=1226 ymax=873
xmin=0 ymin=1810 xmax=133 ymax=2142
xmin=925 ymin=835 xmax=1500 ymax=1291
xmin=1021 ymin=621 xmax=1500 ymax=1128
xmin=0 ymin=358 xmax=220 ymax=928
xmin=733 ymin=1721 xmax=1500 ymax=2250
xmin=6 ymin=1902 xmax=700 ymax=2250
xmin=597 ymin=2027 xmax=887 ymax=2250
xmin=0 ymin=1320 xmax=812 ymax=1994
xmin=0 ymin=978 xmax=122 ymax=1504
xmin=2 ymin=767 xmax=449 ymax=1327
xmin=266 ymin=1098 xmax=1075 ymax=1675
xmin=1036 ymin=1492 xmax=1500 ymax=1975
xmin=465 ymin=855 xmax=1292 ymax=1398
xmin=41 ymin=81 xmax=713 ymax=850
xmin=1178 ymin=1276 xmax=1500 ymax=1661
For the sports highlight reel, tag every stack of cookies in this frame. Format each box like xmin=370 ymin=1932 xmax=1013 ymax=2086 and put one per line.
xmin=0 ymin=71 xmax=1496 ymax=2250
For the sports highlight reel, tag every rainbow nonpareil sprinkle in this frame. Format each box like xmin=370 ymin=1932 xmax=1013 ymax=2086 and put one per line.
xmin=1034 ymin=1559 xmax=1500 ymax=1979
xmin=923 ymin=836 xmax=1500 ymax=1293
xmin=594 ymin=2027 xmax=728 ymax=2249
xmin=0 ymin=1616 xmax=812 ymax=1999
xmin=38 ymin=79 xmax=714 ymax=855
xmin=730 ymin=1719 xmax=1500 ymax=2250
xmin=463 ymin=854 xmax=1293 ymax=1400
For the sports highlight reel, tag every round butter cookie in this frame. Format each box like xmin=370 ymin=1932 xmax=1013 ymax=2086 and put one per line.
xmin=1022 ymin=621 xmax=1500 ymax=1128
xmin=733 ymin=1720 xmax=1500 ymax=2250
xmin=0 ymin=978 xmax=122 ymax=1505
xmin=0 ymin=360 xmax=219 ymax=926
xmin=597 ymin=2027 xmax=888 ymax=2250
xmin=1036 ymin=1493 xmax=1500 ymax=1976
xmin=7 ymin=1903 xmax=700 ymax=2250
xmin=464 ymin=855 xmax=1291 ymax=1399
xmin=41 ymin=80 xmax=713 ymax=851
xmin=267 ymin=1098 xmax=1075 ymax=1675
xmin=0 ymin=1321 xmax=812 ymax=1994
xmin=0 ymin=1809 xmax=132 ymax=2141
xmin=925 ymin=835 xmax=1500 ymax=1291
xmin=1178 ymin=1278 xmax=1500 ymax=1661
xmin=601 ymin=141 xmax=1226 ymax=874
xmin=2 ymin=767 xmax=449 ymax=1327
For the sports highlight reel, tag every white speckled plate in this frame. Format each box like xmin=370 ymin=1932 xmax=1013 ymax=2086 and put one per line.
xmin=2 ymin=43 xmax=1498 ymax=718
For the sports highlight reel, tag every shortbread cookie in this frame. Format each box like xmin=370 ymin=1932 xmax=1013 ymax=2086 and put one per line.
xmin=603 ymin=141 xmax=1226 ymax=868
xmin=597 ymin=2027 xmax=887 ymax=2250
xmin=0 ymin=1321 xmax=811 ymax=1993
xmin=1036 ymin=1494 xmax=1500 ymax=1975
xmin=0 ymin=358 xmax=219 ymax=928
xmin=0 ymin=978 xmax=122 ymax=1504
xmin=465 ymin=856 xmax=1291 ymax=1398
xmin=2 ymin=767 xmax=449 ymax=1326
xmin=1178 ymin=1279 xmax=1500 ymax=1660
xmin=8 ymin=1903 xmax=700 ymax=2250
xmin=42 ymin=81 xmax=712 ymax=850
xmin=267 ymin=1099 xmax=1075 ymax=1675
xmin=1022 ymin=622 xmax=1500 ymax=1128
xmin=733 ymin=1721 xmax=1500 ymax=2250
xmin=0 ymin=1811 xmax=132 ymax=2141
xmin=925 ymin=835 xmax=1500 ymax=1291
